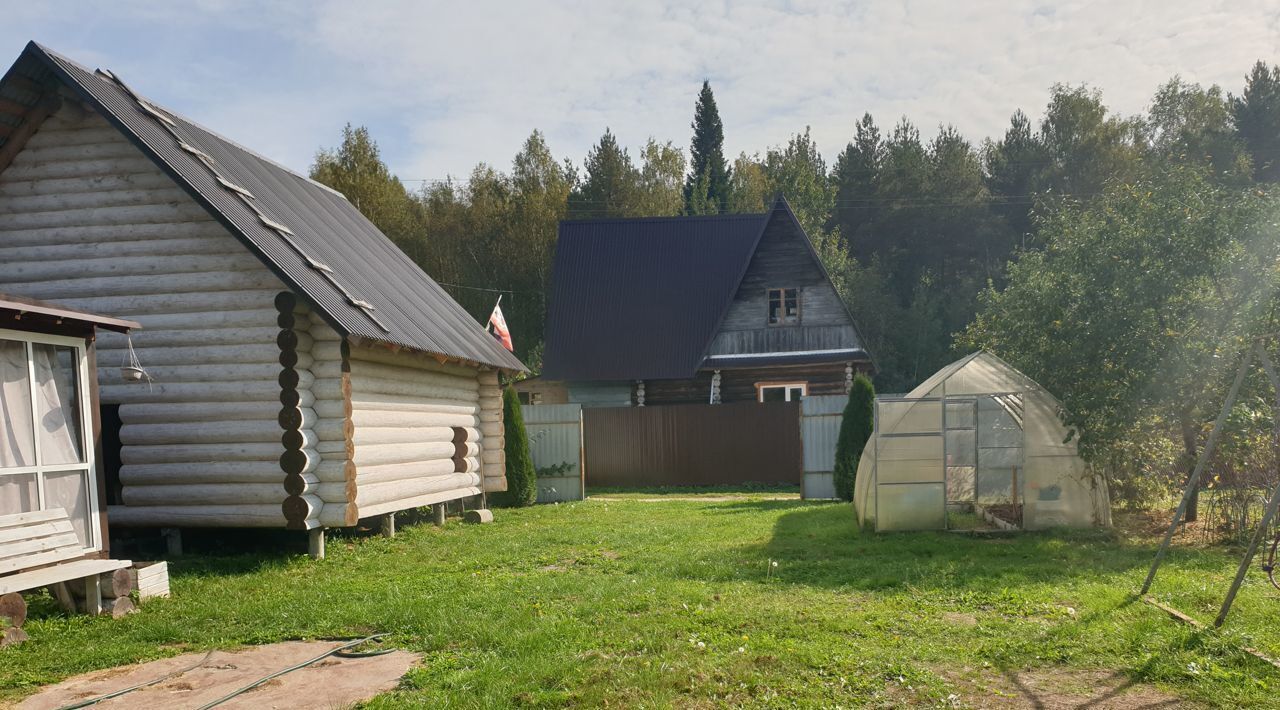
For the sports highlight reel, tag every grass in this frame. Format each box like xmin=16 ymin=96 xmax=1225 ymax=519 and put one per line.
xmin=3 ymin=498 xmax=1280 ymax=707
xmin=587 ymin=483 xmax=800 ymax=498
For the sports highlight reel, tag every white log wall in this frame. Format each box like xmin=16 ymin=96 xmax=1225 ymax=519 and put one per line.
xmin=0 ymin=108 xmax=290 ymax=527
xmin=341 ymin=343 xmax=490 ymax=517
xmin=478 ymin=370 xmax=507 ymax=492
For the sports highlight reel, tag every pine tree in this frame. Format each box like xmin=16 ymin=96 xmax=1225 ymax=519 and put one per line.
xmin=683 ymin=81 xmax=732 ymax=213
xmin=1232 ymin=61 xmax=1280 ymax=181
xmin=569 ymin=128 xmax=638 ymax=218
xmin=984 ymin=110 xmax=1047 ymax=243
xmin=832 ymin=113 xmax=882 ymax=243
xmin=834 ymin=374 xmax=875 ymax=502
xmin=495 ymin=386 xmax=537 ymax=507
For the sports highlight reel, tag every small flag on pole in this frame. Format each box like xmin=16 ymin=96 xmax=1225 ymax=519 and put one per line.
xmin=488 ymin=297 xmax=513 ymax=352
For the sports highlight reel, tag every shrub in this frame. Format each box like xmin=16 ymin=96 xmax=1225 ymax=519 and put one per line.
xmin=834 ymin=374 xmax=875 ymax=502
xmin=495 ymin=386 xmax=537 ymax=507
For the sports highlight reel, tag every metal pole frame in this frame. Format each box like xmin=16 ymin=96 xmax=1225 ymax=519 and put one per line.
xmin=1141 ymin=342 xmax=1257 ymax=595
xmin=1213 ymin=346 xmax=1280 ymax=626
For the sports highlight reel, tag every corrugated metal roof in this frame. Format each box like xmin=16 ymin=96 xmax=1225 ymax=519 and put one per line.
xmin=541 ymin=212 xmax=768 ymax=381
xmin=12 ymin=42 xmax=524 ymax=372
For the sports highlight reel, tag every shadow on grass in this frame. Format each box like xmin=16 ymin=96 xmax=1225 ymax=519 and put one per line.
xmin=707 ymin=501 xmax=1226 ymax=594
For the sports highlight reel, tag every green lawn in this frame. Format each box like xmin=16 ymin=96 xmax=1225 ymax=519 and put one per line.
xmin=3 ymin=498 xmax=1280 ymax=708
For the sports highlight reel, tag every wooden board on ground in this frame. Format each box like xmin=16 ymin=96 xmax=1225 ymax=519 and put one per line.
xmin=16 ymin=641 xmax=420 ymax=709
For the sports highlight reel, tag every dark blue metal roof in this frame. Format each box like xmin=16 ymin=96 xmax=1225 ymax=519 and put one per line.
xmin=8 ymin=42 xmax=525 ymax=372
xmin=541 ymin=212 xmax=769 ymax=381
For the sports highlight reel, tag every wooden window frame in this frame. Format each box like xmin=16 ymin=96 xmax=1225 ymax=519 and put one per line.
xmin=756 ymin=381 xmax=808 ymax=403
xmin=766 ymin=287 xmax=801 ymax=327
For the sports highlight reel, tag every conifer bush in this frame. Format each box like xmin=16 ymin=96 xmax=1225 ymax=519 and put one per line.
xmin=495 ymin=386 xmax=537 ymax=507
xmin=834 ymin=374 xmax=875 ymax=502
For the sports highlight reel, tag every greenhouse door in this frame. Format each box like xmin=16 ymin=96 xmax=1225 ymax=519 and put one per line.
xmin=943 ymin=393 xmax=1026 ymax=529
xmin=974 ymin=394 xmax=1026 ymax=527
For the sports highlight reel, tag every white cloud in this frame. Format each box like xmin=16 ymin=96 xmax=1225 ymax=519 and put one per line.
xmin=4 ymin=0 xmax=1280 ymax=180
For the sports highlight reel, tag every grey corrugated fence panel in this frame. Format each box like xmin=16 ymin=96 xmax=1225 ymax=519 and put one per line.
xmin=801 ymin=395 xmax=845 ymax=499
xmin=522 ymin=404 xmax=584 ymax=503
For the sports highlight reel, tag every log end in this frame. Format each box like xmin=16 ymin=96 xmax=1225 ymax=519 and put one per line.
xmin=0 ymin=592 xmax=27 ymax=628
xmin=463 ymin=509 xmax=494 ymax=524
xmin=0 ymin=626 xmax=28 ymax=647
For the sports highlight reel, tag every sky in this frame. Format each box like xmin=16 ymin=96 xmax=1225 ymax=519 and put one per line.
xmin=7 ymin=1 xmax=1280 ymax=187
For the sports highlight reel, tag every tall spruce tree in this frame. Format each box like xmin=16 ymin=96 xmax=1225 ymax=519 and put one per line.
xmin=1232 ymin=61 xmax=1280 ymax=182
xmin=683 ymin=81 xmax=732 ymax=213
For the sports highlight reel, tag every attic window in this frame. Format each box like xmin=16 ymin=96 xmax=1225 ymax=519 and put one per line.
xmin=767 ymin=288 xmax=800 ymax=326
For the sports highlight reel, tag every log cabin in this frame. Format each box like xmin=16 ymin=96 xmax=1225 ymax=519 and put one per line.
xmin=0 ymin=42 xmax=525 ymax=555
xmin=533 ymin=197 xmax=873 ymax=406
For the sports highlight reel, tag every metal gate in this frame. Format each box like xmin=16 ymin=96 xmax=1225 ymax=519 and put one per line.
xmin=581 ymin=401 xmax=802 ymax=488
xmin=522 ymin=404 xmax=585 ymax=503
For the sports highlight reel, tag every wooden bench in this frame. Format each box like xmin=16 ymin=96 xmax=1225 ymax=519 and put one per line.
xmin=0 ymin=508 xmax=131 ymax=615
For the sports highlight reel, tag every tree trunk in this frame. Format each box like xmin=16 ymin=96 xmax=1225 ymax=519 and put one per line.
xmin=1180 ymin=409 xmax=1200 ymax=523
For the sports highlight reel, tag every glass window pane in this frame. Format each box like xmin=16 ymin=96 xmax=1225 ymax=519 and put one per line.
xmin=761 ymin=387 xmax=785 ymax=403
xmin=878 ymin=400 xmax=943 ymax=435
xmin=787 ymin=386 xmax=804 ymax=401
xmin=946 ymin=429 xmax=976 ymax=466
xmin=45 ymin=470 xmax=91 ymax=548
xmin=32 ymin=344 xmax=83 ymax=465
xmin=0 ymin=339 xmax=35 ymax=468
xmin=944 ymin=400 xmax=975 ymax=429
xmin=0 ymin=473 xmax=38 ymax=514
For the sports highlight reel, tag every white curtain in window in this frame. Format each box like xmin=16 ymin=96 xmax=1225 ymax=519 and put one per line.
xmin=0 ymin=473 xmax=38 ymax=515
xmin=0 ymin=339 xmax=34 ymax=468
xmin=32 ymin=344 xmax=81 ymax=465
xmin=45 ymin=470 xmax=89 ymax=547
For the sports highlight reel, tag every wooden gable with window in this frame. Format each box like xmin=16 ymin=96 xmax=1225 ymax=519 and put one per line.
xmin=541 ymin=197 xmax=873 ymax=407
xmin=696 ymin=201 xmax=868 ymax=404
xmin=0 ymin=293 xmax=138 ymax=558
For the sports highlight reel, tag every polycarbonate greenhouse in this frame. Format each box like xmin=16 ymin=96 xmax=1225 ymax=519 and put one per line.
xmin=854 ymin=352 xmax=1111 ymax=531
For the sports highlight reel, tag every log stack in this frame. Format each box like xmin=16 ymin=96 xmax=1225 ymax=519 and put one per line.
xmin=59 ymin=568 xmax=136 ymax=617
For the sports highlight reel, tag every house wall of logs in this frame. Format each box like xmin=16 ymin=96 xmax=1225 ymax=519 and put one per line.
xmin=0 ymin=105 xmax=507 ymax=529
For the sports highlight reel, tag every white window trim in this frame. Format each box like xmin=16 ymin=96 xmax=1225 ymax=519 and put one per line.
xmin=0 ymin=327 xmax=100 ymax=553
xmin=757 ymin=382 xmax=808 ymax=402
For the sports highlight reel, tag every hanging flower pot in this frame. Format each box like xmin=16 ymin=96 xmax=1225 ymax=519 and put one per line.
xmin=120 ymin=334 xmax=150 ymax=386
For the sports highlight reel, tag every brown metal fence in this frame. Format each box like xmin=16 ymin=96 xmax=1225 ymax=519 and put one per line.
xmin=582 ymin=401 xmax=802 ymax=488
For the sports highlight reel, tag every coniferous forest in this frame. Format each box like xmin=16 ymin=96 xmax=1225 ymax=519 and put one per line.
xmin=311 ymin=62 xmax=1280 ymax=505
